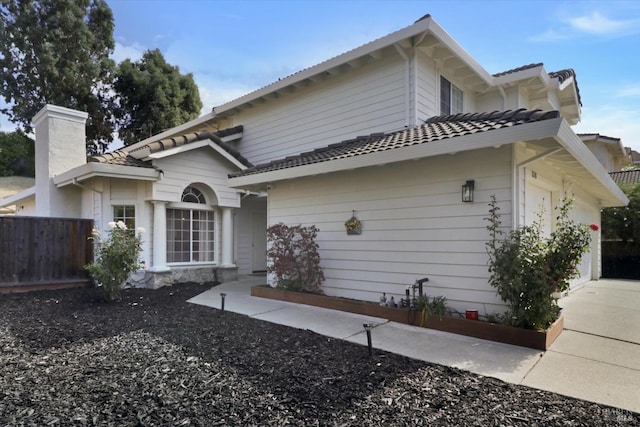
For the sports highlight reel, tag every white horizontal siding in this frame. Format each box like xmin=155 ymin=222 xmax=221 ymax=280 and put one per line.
xmin=268 ymin=146 xmax=513 ymax=315
xmin=233 ymin=56 xmax=407 ymax=165
xmin=415 ymin=52 xmax=437 ymax=121
xmin=153 ymin=148 xmax=240 ymax=207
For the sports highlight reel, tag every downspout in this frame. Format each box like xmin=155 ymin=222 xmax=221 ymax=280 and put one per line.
xmin=72 ymin=178 xmax=102 ymax=194
xmin=394 ymin=43 xmax=411 ymax=127
xmin=72 ymin=178 xmax=103 ymax=226
xmin=513 ymin=146 xmax=564 ymax=229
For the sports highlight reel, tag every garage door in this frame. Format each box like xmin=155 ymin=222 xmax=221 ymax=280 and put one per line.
xmin=570 ymin=200 xmax=597 ymax=283
xmin=524 ymin=182 xmax=552 ymax=237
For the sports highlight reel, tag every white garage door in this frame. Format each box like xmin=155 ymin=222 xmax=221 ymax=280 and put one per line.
xmin=570 ymin=200 xmax=597 ymax=284
xmin=525 ymin=182 xmax=552 ymax=237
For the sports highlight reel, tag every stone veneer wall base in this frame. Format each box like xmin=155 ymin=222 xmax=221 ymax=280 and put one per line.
xmin=125 ymin=266 xmax=238 ymax=290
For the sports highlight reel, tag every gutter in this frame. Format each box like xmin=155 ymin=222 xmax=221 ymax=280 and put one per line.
xmin=72 ymin=178 xmax=102 ymax=194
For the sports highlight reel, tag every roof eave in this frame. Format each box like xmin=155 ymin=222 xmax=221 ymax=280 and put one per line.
xmin=555 ymin=121 xmax=629 ymax=207
xmin=217 ymin=16 xmax=493 ymax=117
xmin=228 ymin=118 xmax=565 ymax=188
xmin=147 ymin=139 xmax=248 ymax=170
xmin=0 ymin=186 xmax=35 ymax=208
xmin=122 ymin=111 xmax=218 ymax=153
xmin=53 ymin=163 xmax=161 ymax=187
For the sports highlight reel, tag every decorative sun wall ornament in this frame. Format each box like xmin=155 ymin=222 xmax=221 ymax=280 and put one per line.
xmin=345 ymin=210 xmax=362 ymax=235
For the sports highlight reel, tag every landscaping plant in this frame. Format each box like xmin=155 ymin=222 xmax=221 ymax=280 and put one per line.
xmin=414 ymin=294 xmax=448 ymax=326
xmin=485 ymin=195 xmax=591 ymax=330
xmin=86 ymin=221 xmax=144 ymax=301
xmin=266 ymin=223 xmax=325 ymax=293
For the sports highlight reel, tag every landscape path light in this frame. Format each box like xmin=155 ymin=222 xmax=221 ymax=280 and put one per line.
xmin=363 ymin=323 xmax=373 ymax=357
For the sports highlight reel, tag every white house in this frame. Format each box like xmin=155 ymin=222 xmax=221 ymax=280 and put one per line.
xmin=0 ymin=14 xmax=628 ymax=315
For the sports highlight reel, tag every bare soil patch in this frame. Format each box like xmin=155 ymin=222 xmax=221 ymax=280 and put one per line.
xmin=1 ymin=283 xmax=637 ymax=426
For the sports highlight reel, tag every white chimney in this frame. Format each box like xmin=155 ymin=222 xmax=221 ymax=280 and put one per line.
xmin=33 ymin=105 xmax=88 ymax=217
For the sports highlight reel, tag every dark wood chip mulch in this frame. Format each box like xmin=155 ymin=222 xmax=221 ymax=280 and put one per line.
xmin=0 ymin=283 xmax=637 ymax=426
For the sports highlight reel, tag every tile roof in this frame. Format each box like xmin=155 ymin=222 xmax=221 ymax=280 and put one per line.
xmin=549 ymin=68 xmax=582 ymax=105
xmin=230 ymin=109 xmax=560 ymax=178
xmin=609 ymin=170 xmax=640 ymax=186
xmin=91 ymin=126 xmax=252 ymax=168
xmin=493 ymin=64 xmax=582 ymax=106
xmin=89 ymin=151 xmax=155 ymax=168
xmin=578 ymin=133 xmax=621 ymax=143
xmin=492 ymin=63 xmax=543 ymax=77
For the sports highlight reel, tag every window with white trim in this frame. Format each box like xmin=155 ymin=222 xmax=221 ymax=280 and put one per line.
xmin=113 ymin=205 xmax=135 ymax=229
xmin=440 ymin=76 xmax=463 ymax=115
xmin=167 ymin=187 xmax=215 ymax=263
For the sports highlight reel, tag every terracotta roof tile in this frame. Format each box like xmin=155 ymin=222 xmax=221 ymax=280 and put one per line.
xmin=230 ymin=109 xmax=560 ymax=178
xmin=609 ymin=170 xmax=640 ymax=186
xmin=89 ymin=151 xmax=154 ymax=168
xmin=92 ymin=126 xmax=252 ymax=168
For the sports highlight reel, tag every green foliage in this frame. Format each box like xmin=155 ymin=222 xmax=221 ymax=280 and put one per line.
xmin=0 ymin=0 xmax=117 ymax=155
xmin=414 ymin=294 xmax=448 ymax=325
xmin=86 ymin=221 xmax=144 ymax=301
xmin=0 ymin=131 xmax=34 ymax=177
xmin=602 ymin=183 xmax=640 ymax=245
xmin=485 ymin=195 xmax=591 ymax=330
xmin=266 ymin=223 xmax=325 ymax=293
xmin=114 ymin=49 xmax=203 ymax=145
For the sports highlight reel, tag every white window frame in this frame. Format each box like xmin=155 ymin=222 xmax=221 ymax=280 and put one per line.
xmin=112 ymin=204 xmax=136 ymax=229
xmin=440 ymin=75 xmax=464 ymax=115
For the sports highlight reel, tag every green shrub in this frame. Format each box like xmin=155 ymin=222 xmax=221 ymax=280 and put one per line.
xmin=485 ymin=195 xmax=591 ymax=330
xmin=86 ymin=221 xmax=144 ymax=301
xmin=414 ymin=294 xmax=448 ymax=326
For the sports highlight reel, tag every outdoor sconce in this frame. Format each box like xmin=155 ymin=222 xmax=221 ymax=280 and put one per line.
xmin=462 ymin=180 xmax=475 ymax=203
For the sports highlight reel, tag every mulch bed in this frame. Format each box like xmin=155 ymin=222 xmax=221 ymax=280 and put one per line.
xmin=0 ymin=283 xmax=637 ymax=426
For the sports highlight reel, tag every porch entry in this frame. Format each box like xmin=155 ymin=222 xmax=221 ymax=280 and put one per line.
xmin=252 ymin=212 xmax=267 ymax=272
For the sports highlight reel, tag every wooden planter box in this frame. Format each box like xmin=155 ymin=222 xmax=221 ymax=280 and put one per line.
xmin=251 ymin=285 xmax=563 ymax=351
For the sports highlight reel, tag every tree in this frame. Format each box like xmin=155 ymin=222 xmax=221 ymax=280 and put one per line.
xmin=114 ymin=49 xmax=202 ymax=145
xmin=602 ymin=182 xmax=640 ymax=245
xmin=0 ymin=0 xmax=116 ymax=155
xmin=0 ymin=131 xmax=35 ymax=177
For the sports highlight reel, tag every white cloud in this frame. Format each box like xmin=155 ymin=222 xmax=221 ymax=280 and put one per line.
xmin=568 ymin=12 xmax=638 ymax=35
xmin=528 ymin=28 xmax=569 ymax=42
xmin=616 ymin=85 xmax=640 ymax=98
xmin=112 ymin=41 xmax=146 ymax=63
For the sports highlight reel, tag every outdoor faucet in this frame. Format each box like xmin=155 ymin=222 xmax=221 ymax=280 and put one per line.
xmin=413 ymin=277 xmax=429 ymax=298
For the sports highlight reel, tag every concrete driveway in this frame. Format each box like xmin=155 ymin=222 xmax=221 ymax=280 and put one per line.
xmin=522 ymin=279 xmax=640 ymax=413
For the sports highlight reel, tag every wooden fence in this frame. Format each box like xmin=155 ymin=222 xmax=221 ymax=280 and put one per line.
xmin=0 ymin=216 xmax=94 ymax=291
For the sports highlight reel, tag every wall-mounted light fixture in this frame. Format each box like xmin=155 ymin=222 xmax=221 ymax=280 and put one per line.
xmin=462 ymin=180 xmax=475 ymax=203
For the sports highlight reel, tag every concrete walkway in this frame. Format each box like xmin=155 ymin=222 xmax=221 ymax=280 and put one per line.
xmin=188 ymin=277 xmax=640 ymax=414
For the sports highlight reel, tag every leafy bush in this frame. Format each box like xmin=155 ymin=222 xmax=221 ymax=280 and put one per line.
xmin=414 ymin=294 xmax=448 ymax=326
xmin=485 ymin=195 xmax=591 ymax=330
xmin=266 ymin=223 xmax=325 ymax=293
xmin=86 ymin=221 xmax=144 ymax=301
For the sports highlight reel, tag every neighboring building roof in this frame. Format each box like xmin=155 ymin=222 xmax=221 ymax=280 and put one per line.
xmin=230 ymin=109 xmax=559 ymax=178
xmin=492 ymin=63 xmax=543 ymax=77
xmin=92 ymin=126 xmax=251 ymax=168
xmin=610 ymin=170 xmax=640 ymax=186
xmin=578 ymin=133 xmax=620 ymax=142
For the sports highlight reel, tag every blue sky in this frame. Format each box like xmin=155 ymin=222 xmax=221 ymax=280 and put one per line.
xmin=5 ymin=0 xmax=640 ymax=152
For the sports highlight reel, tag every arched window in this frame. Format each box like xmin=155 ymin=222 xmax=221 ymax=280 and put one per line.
xmin=167 ymin=186 xmax=214 ymax=263
xmin=181 ymin=186 xmax=206 ymax=204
